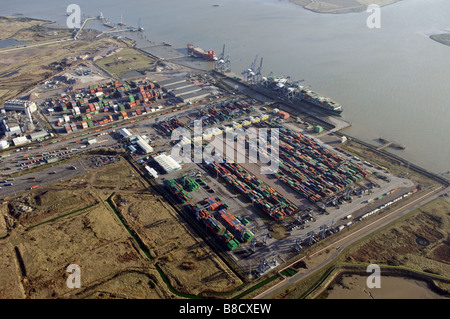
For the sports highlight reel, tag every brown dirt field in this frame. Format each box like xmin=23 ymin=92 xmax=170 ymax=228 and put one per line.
xmin=58 ymin=158 xmax=147 ymax=191
xmin=0 ymin=155 xmax=243 ymax=298
xmin=8 ymin=203 xmax=157 ymax=298
xmin=6 ymin=189 xmax=98 ymax=228
xmin=433 ymin=244 xmax=450 ymax=263
xmin=0 ymin=241 xmax=25 ymax=298
xmin=113 ymin=193 xmax=244 ymax=296
xmin=82 ymin=271 xmax=170 ymax=299
xmin=0 ymin=205 xmax=8 ymax=238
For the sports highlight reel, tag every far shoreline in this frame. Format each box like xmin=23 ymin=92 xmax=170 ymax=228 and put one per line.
xmin=289 ymin=0 xmax=401 ymax=14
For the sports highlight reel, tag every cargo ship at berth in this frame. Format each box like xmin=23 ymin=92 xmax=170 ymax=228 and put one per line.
xmin=260 ymin=75 xmax=343 ymax=116
xmin=300 ymin=89 xmax=343 ymax=116
xmin=187 ymin=44 xmax=217 ymax=61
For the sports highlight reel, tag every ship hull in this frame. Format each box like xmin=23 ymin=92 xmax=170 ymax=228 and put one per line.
xmin=187 ymin=44 xmax=216 ymax=61
xmin=302 ymin=100 xmax=343 ymax=116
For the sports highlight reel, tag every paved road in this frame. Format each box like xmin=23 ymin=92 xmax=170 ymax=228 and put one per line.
xmin=0 ymin=158 xmax=88 ymax=198
xmin=0 ymin=38 xmax=74 ymax=54
xmin=253 ymin=185 xmax=448 ymax=299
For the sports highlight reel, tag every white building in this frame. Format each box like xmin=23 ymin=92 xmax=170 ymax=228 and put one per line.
xmin=118 ymin=128 xmax=133 ymax=138
xmin=144 ymin=165 xmax=158 ymax=178
xmin=135 ymin=136 xmax=153 ymax=154
xmin=153 ymin=154 xmax=181 ymax=174
xmin=12 ymin=136 xmax=29 ymax=146
xmin=0 ymin=140 xmax=9 ymax=150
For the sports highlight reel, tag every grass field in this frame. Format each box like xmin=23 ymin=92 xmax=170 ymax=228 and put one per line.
xmin=343 ymin=198 xmax=450 ymax=277
xmin=95 ymin=47 xmax=157 ymax=78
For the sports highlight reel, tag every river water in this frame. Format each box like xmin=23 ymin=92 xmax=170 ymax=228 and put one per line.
xmin=3 ymin=0 xmax=450 ymax=174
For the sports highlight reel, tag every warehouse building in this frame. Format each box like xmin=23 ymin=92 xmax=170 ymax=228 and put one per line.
xmin=153 ymin=154 xmax=181 ymax=174
xmin=12 ymin=136 xmax=30 ymax=146
xmin=163 ymin=81 xmax=195 ymax=92
xmin=29 ymin=130 xmax=49 ymax=141
xmin=118 ymin=128 xmax=133 ymax=139
xmin=3 ymin=100 xmax=37 ymax=113
xmin=144 ymin=165 xmax=159 ymax=178
xmin=177 ymin=91 xmax=211 ymax=104
xmin=135 ymin=135 xmax=153 ymax=154
xmin=170 ymin=85 xmax=202 ymax=98
xmin=1 ymin=117 xmax=21 ymax=136
xmin=156 ymin=77 xmax=187 ymax=88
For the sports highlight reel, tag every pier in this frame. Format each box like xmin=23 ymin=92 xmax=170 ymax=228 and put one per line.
xmin=376 ymin=137 xmax=406 ymax=150
xmin=74 ymin=17 xmax=96 ymax=40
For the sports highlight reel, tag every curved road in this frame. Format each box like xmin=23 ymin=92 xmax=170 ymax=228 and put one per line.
xmin=254 ymin=184 xmax=448 ymax=299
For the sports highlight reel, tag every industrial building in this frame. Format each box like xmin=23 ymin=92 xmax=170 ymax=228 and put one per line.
xmin=156 ymin=77 xmax=210 ymax=103
xmin=177 ymin=91 xmax=211 ymax=103
xmin=135 ymin=136 xmax=154 ymax=154
xmin=127 ymin=134 xmax=153 ymax=154
xmin=1 ymin=117 xmax=22 ymax=136
xmin=0 ymin=140 xmax=9 ymax=150
xmin=163 ymin=81 xmax=195 ymax=92
xmin=144 ymin=165 xmax=159 ymax=178
xmin=153 ymin=154 xmax=181 ymax=174
xmin=156 ymin=77 xmax=186 ymax=88
xmin=12 ymin=136 xmax=29 ymax=146
xmin=29 ymin=130 xmax=49 ymax=142
xmin=3 ymin=100 xmax=37 ymax=113
xmin=170 ymin=85 xmax=202 ymax=98
xmin=118 ymin=128 xmax=133 ymax=139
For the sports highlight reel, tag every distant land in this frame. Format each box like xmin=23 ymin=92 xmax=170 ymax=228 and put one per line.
xmin=290 ymin=0 xmax=400 ymax=13
xmin=430 ymin=33 xmax=450 ymax=47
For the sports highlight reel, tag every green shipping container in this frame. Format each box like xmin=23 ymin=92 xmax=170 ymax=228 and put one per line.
xmin=314 ymin=125 xmax=324 ymax=133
